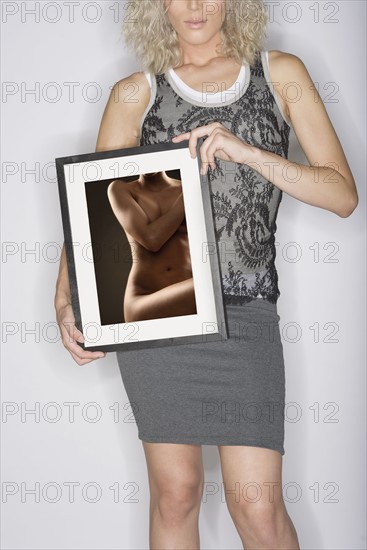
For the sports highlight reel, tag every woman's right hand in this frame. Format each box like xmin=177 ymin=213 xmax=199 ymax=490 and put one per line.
xmin=56 ymin=302 xmax=106 ymax=365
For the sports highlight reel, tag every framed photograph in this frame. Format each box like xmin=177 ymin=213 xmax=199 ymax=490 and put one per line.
xmin=55 ymin=140 xmax=228 ymax=352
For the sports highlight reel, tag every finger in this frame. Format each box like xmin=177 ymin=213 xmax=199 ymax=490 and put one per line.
xmin=68 ymin=348 xmax=96 ymax=366
xmin=187 ymin=124 xmax=220 ymax=158
xmin=204 ymin=139 xmax=223 ymax=167
xmin=61 ymin=319 xmax=79 ymax=344
xmin=73 ymin=325 xmax=84 ymax=343
xmin=172 ymin=131 xmax=201 ymax=160
xmin=172 ymin=132 xmax=197 ymax=159
xmin=62 ymin=321 xmax=87 ymax=345
xmin=60 ymin=325 xmax=106 ymax=360
xmin=199 ymin=128 xmax=229 ymax=173
xmin=173 ymin=124 xmax=218 ymax=159
xmin=200 ymin=160 xmax=211 ymax=175
xmin=171 ymin=132 xmax=190 ymax=142
xmin=67 ymin=339 xmax=106 ymax=360
xmin=59 ymin=321 xmax=84 ymax=344
xmin=198 ymin=132 xmax=217 ymax=174
xmin=66 ymin=339 xmax=106 ymax=360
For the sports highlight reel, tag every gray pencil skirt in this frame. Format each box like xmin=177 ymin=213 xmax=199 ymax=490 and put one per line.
xmin=116 ymin=299 xmax=286 ymax=455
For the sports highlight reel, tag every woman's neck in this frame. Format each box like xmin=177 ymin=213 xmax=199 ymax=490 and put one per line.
xmin=177 ymin=31 xmax=225 ymax=67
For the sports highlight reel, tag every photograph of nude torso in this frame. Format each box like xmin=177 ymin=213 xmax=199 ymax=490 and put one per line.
xmin=107 ymin=171 xmax=197 ymax=323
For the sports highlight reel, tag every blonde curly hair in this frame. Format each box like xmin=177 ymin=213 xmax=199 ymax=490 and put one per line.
xmin=121 ymin=0 xmax=268 ymax=74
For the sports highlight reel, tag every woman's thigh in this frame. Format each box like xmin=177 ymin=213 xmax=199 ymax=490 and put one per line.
xmin=218 ymin=445 xmax=284 ymax=511
xmin=142 ymin=442 xmax=205 ymax=497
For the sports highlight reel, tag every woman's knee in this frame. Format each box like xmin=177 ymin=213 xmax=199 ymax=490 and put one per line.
xmin=151 ymin=472 xmax=203 ymax=522
xmin=228 ymin=498 xmax=289 ymax=545
xmin=155 ymin=483 xmax=202 ymax=523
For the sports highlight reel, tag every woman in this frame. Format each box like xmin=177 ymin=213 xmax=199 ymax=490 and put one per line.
xmin=55 ymin=0 xmax=358 ymax=548
xmin=107 ymin=170 xmax=197 ymax=322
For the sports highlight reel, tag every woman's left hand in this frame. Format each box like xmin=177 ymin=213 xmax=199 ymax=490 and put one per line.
xmin=171 ymin=122 xmax=257 ymax=175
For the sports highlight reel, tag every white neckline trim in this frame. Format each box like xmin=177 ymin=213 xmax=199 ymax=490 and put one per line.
xmin=167 ymin=64 xmax=247 ymax=103
xmin=164 ymin=60 xmax=251 ymax=108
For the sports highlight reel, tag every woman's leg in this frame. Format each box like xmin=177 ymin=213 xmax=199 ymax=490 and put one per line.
xmin=218 ymin=445 xmax=300 ymax=550
xmin=142 ymin=441 xmax=204 ymax=549
xmin=124 ymin=277 xmax=196 ymax=322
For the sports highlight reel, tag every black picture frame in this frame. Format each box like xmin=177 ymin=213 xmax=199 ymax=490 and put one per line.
xmin=55 ymin=140 xmax=228 ymax=352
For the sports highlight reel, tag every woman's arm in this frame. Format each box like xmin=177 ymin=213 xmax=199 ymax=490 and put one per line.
xmin=54 ymin=244 xmax=73 ymax=311
xmin=54 ymin=71 xmax=151 ymax=363
xmin=174 ymin=51 xmax=358 ymax=218
xmin=107 ymin=183 xmax=184 ymax=252
xmin=247 ymin=51 xmax=358 ymax=217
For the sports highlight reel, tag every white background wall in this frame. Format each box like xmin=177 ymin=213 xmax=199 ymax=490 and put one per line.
xmin=1 ymin=1 xmax=366 ymax=548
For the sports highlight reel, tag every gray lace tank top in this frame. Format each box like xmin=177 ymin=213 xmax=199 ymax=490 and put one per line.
xmin=139 ymin=50 xmax=291 ymax=305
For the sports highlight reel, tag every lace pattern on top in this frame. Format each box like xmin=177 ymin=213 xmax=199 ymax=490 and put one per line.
xmin=140 ymin=52 xmax=291 ymax=305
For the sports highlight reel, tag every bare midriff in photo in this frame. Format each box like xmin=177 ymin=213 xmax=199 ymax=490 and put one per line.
xmin=108 ymin=172 xmax=197 ymax=322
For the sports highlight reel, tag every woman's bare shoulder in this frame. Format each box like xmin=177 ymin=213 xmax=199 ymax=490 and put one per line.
xmin=112 ymin=70 xmax=151 ymax=106
xmin=107 ymin=178 xmax=137 ymax=201
xmin=96 ymin=71 xmax=151 ymax=151
xmin=267 ymin=50 xmax=313 ymax=121
xmin=114 ymin=70 xmax=150 ymax=89
xmin=267 ymin=50 xmax=308 ymax=81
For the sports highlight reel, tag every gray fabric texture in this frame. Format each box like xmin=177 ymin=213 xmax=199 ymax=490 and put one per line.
xmin=117 ymin=300 xmax=285 ymax=455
